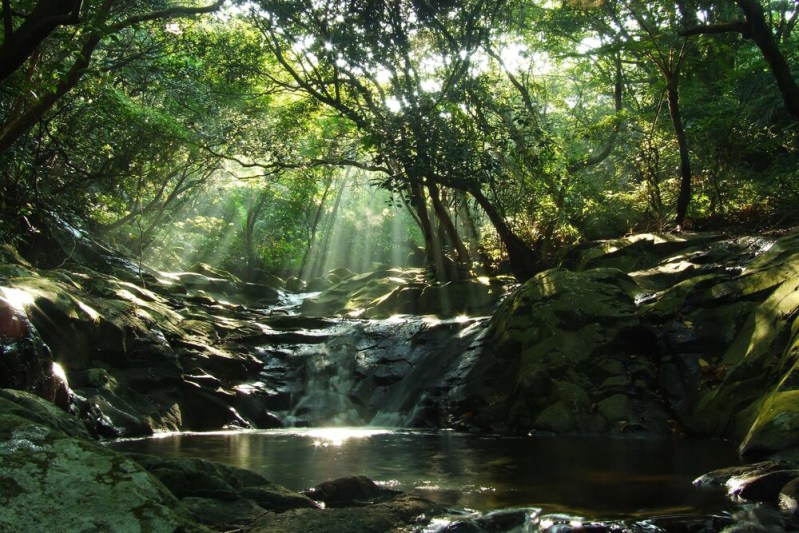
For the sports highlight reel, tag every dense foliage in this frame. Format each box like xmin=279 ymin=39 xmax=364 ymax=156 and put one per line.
xmin=1 ymin=0 xmax=797 ymax=282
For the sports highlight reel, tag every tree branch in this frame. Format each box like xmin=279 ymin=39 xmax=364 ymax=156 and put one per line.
xmin=679 ymin=21 xmax=748 ymax=37
xmin=2 ymin=0 xmax=12 ymax=41
xmin=109 ymin=0 xmax=224 ymax=32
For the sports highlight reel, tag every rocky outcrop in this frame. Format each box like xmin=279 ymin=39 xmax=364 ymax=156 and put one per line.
xmin=0 ymin=407 xmax=199 ymax=532
xmin=447 ymin=229 xmax=799 ymax=451
xmin=0 ymin=281 xmax=67 ymax=408
xmin=448 ymin=267 xmax=671 ymax=435
xmin=300 ymin=267 xmax=513 ymax=318
xmin=0 ymin=221 xmax=289 ymax=436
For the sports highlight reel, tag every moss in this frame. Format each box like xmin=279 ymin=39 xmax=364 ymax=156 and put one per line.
xmin=533 ymin=402 xmax=575 ymax=433
xmin=0 ymin=414 xmax=197 ymax=531
xmin=741 ymin=391 xmax=799 ymax=455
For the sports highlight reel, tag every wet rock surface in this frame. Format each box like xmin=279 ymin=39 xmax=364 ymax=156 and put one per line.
xmin=448 ymin=229 xmax=799 ymax=444
xmin=0 ymin=411 xmax=200 ymax=532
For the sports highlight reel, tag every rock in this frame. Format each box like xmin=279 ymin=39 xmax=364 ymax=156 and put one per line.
xmin=729 ymin=470 xmax=799 ymax=502
xmin=0 ymin=414 xmax=198 ymax=532
xmin=126 ymin=453 xmax=312 ymax=500
xmin=239 ymin=485 xmax=319 ymax=511
xmin=306 ymin=277 xmax=332 ymax=292
xmin=721 ymin=506 xmax=786 ymax=532
xmin=694 ymin=461 xmax=788 ymax=487
xmin=182 ymin=496 xmax=264 ymax=528
xmin=303 ymin=475 xmax=400 ymax=506
xmin=533 ymin=402 xmax=576 ymax=434
xmin=285 ymin=276 xmax=306 ymax=293
xmin=0 ymin=296 xmax=64 ymax=405
xmin=300 ymin=268 xmax=511 ymax=318
xmin=0 ymin=389 xmax=90 ymax=439
xmin=779 ymin=477 xmax=799 ymax=515
xmin=451 ymin=267 xmax=670 ymax=435
xmin=127 ymin=453 xmax=318 ymax=526
xmin=247 ymin=493 xmax=440 ymax=533
xmin=240 ymin=282 xmax=282 ymax=305
xmin=180 ymin=381 xmax=251 ymax=430
xmin=189 ymin=262 xmax=241 ymax=283
xmin=739 ymin=391 xmax=799 ymax=456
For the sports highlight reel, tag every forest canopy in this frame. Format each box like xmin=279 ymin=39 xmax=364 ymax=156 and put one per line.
xmin=1 ymin=0 xmax=797 ymax=283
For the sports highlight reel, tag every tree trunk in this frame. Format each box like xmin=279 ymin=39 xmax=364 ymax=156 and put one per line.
xmin=244 ymin=191 xmax=270 ymax=278
xmin=0 ymin=0 xmax=224 ymax=155
xmin=0 ymin=0 xmax=83 ymax=84
xmin=427 ymin=180 xmax=470 ymax=264
xmin=299 ymin=175 xmax=334 ymax=278
xmin=469 ymin=186 xmax=543 ymax=282
xmin=736 ymin=0 xmax=799 ymax=123
xmin=408 ymin=178 xmax=448 ymax=282
xmin=667 ymin=76 xmax=693 ymax=229
xmin=0 ymin=29 xmax=102 ymax=155
xmin=306 ymin=176 xmax=347 ymax=280
xmin=681 ymin=0 xmax=799 ymax=123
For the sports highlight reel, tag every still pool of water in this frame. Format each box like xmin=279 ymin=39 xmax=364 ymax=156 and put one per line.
xmin=109 ymin=429 xmax=743 ymax=519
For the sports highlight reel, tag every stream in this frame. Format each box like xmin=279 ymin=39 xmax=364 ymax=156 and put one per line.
xmin=110 ymin=429 xmax=742 ymax=520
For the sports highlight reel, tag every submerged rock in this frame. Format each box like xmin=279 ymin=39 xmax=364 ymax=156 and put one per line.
xmin=303 ymin=475 xmax=400 ymax=506
xmin=247 ymin=493 xmax=440 ymax=533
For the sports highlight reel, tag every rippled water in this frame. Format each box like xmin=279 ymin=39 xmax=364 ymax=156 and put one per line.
xmin=109 ymin=429 xmax=743 ymax=519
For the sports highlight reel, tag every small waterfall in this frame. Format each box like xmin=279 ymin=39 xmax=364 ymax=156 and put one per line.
xmin=259 ymin=315 xmax=489 ymax=428
xmin=287 ymin=332 xmax=366 ymax=426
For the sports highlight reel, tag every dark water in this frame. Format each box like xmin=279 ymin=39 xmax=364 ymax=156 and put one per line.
xmin=110 ymin=429 xmax=742 ymax=519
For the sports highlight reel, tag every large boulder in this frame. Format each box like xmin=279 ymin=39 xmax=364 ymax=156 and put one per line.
xmin=450 ymin=267 xmax=671 ymax=435
xmin=0 ymin=414 xmax=199 ymax=532
xmin=677 ymin=231 xmax=799 ymax=450
xmin=0 ymin=389 xmax=90 ymax=440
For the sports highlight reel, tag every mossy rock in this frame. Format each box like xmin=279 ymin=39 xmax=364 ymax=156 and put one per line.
xmin=0 ymin=389 xmax=90 ymax=440
xmin=301 ymin=268 xmax=427 ymax=317
xmin=0 ymin=414 xmax=200 ymax=532
xmin=189 ymin=263 xmax=241 ymax=283
xmin=638 ymin=273 xmax=723 ymax=320
xmin=248 ymin=493 xmax=440 ymax=533
xmin=740 ymin=391 xmax=799 ymax=456
xmin=533 ymin=401 xmax=576 ymax=433
xmin=566 ymin=233 xmax=722 ymax=273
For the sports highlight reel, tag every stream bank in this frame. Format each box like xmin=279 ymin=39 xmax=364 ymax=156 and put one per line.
xmin=4 ymin=216 xmax=799 ymax=530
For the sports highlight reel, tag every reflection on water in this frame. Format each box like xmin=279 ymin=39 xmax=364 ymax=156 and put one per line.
xmin=109 ymin=430 xmax=742 ymax=519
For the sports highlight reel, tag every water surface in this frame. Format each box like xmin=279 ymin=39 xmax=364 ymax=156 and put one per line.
xmin=110 ymin=429 xmax=742 ymax=519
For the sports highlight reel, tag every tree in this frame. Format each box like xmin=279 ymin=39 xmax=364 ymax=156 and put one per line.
xmin=682 ymin=0 xmax=799 ymax=123
xmin=241 ymin=0 xmax=556 ymax=281
xmin=0 ymin=0 xmax=84 ymax=84
xmin=0 ymin=0 xmax=224 ymax=157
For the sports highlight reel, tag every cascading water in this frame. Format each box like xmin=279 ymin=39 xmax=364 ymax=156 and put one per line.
xmin=287 ymin=326 xmax=367 ymax=426
xmin=256 ymin=309 xmax=490 ymax=429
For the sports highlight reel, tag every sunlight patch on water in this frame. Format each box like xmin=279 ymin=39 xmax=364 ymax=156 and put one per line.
xmin=303 ymin=427 xmax=393 ymax=446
